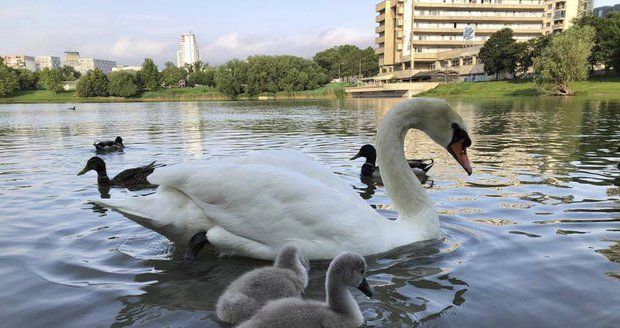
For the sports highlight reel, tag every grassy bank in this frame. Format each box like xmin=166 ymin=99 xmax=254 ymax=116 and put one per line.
xmin=418 ymin=75 xmax=620 ymax=97
xmin=0 ymin=83 xmax=349 ymax=104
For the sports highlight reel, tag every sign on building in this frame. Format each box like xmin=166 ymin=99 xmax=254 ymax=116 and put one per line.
xmin=463 ymin=24 xmax=475 ymax=41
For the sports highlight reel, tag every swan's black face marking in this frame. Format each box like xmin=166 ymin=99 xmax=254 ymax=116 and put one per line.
xmin=447 ymin=123 xmax=473 ymax=175
xmin=350 ymin=144 xmax=376 ymax=163
xmin=184 ymin=231 xmax=209 ymax=263
xmin=77 ymin=156 xmax=106 ymax=176
xmin=357 ymin=277 xmax=373 ymax=298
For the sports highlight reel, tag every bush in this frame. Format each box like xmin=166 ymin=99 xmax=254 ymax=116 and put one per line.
xmin=108 ymin=70 xmax=139 ymax=97
xmin=16 ymin=69 xmax=39 ymax=90
xmin=215 ymin=59 xmax=249 ymax=99
xmin=76 ymin=69 xmax=109 ymax=97
xmin=39 ymin=67 xmax=64 ymax=93
xmin=0 ymin=64 xmax=19 ymax=97
xmin=188 ymin=68 xmax=215 ymax=87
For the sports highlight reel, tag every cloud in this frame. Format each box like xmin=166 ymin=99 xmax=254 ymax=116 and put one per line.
xmin=109 ymin=36 xmax=171 ymax=63
xmin=201 ymin=27 xmax=373 ymax=64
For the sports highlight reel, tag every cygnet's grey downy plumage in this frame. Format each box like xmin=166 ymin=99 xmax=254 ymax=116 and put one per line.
xmin=216 ymin=245 xmax=309 ymax=324
xmin=238 ymin=252 xmax=372 ymax=328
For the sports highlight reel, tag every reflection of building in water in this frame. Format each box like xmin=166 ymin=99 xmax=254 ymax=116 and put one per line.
xmin=179 ymin=102 xmax=205 ymax=157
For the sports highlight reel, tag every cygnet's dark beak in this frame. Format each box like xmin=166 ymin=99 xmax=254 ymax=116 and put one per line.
xmin=357 ymin=277 xmax=373 ymax=298
xmin=184 ymin=231 xmax=209 ymax=263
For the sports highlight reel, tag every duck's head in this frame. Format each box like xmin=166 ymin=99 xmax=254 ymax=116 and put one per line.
xmin=115 ymin=136 xmax=123 ymax=145
xmin=383 ymin=98 xmax=472 ymax=175
xmin=328 ymin=252 xmax=373 ymax=298
xmin=350 ymin=144 xmax=376 ymax=162
xmin=77 ymin=156 xmax=106 ymax=175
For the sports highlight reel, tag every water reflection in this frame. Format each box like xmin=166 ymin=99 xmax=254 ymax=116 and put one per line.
xmin=0 ymin=98 xmax=618 ymax=327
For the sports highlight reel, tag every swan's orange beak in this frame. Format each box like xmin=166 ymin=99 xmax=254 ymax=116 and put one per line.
xmin=448 ymin=139 xmax=472 ymax=175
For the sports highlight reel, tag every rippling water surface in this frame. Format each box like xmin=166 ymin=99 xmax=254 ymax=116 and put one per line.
xmin=0 ymin=98 xmax=618 ymax=327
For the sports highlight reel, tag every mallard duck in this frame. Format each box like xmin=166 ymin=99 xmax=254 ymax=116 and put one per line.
xmin=350 ymin=144 xmax=434 ymax=183
xmin=93 ymin=136 xmax=124 ymax=153
xmin=77 ymin=156 xmax=159 ymax=189
xmin=68 ymin=106 xmax=76 ymax=110
xmin=237 ymin=252 xmax=372 ymax=328
xmin=94 ymin=98 xmax=473 ymax=261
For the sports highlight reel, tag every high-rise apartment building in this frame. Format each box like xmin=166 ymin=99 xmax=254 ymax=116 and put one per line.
xmin=375 ymin=0 xmax=592 ymax=80
xmin=1 ymin=55 xmax=37 ymax=71
xmin=176 ymin=32 xmax=200 ymax=67
xmin=35 ymin=56 xmax=61 ymax=70
xmin=62 ymin=51 xmax=116 ymax=74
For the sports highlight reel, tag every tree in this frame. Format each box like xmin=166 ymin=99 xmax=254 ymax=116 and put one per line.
xmin=0 ymin=63 xmax=19 ymax=97
xmin=534 ymin=26 xmax=595 ymax=95
xmin=515 ymin=34 xmax=552 ymax=78
xmin=574 ymin=12 xmax=620 ymax=72
xmin=244 ymin=55 xmax=328 ymax=95
xmin=16 ymin=69 xmax=39 ymax=90
xmin=188 ymin=67 xmax=215 ymax=87
xmin=139 ymin=58 xmax=161 ymax=90
xmin=108 ymin=70 xmax=139 ymax=97
xmin=215 ymin=59 xmax=249 ymax=99
xmin=76 ymin=68 xmax=109 ymax=97
xmin=39 ymin=67 xmax=65 ymax=93
xmin=161 ymin=61 xmax=188 ymax=86
xmin=478 ymin=28 xmax=520 ymax=79
xmin=59 ymin=65 xmax=81 ymax=81
xmin=313 ymin=45 xmax=379 ymax=80
xmin=184 ymin=60 xmax=208 ymax=74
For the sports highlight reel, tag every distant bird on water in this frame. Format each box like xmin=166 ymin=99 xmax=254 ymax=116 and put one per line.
xmin=68 ymin=106 xmax=76 ymax=110
xmin=94 ymin=136 xmax=125 ymax=153
xmin=77 ymin=156 xmax=161 ymax=190
xmin=350 ymin=144 xmax=434 ymax=183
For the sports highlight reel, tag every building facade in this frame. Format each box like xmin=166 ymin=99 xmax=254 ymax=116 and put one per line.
xmin=176 ymin=32 xmax=200 ymax=67
xmin=63 ymin=51 xmax=116 ymax=74
xmin=2 ymin=55 xmax=37 ymax=71
xmin=35 ymin=56 xmax=61 ymax=70
xmin=593 ymin=4 xmax=620 ymax=18
xmin=111 ymin=65 xmax=142 ymax=72
xmin=375 ymin=0 xmax=592 ymax=80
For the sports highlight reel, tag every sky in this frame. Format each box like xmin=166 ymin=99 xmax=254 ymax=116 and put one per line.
xmin=0 ymin=0 xmax=617 ymax=67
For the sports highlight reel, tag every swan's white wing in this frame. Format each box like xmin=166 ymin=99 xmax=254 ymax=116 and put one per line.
xmin=148 ymin=150 xmax=383 ymax=259
xmin=93 ymin=187 xmax=213 ymax=243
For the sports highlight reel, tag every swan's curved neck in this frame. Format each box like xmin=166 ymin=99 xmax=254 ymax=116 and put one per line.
xmin=376 ymin=108 xmax=436 ymax=226
xmin=326 ymin=274 xmax=363 ymax=324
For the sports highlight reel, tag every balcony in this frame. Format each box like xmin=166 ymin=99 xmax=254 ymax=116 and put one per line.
xmin=376 ymin=47 xmax=385 ymax=54
xmin=376 ymin=25 xmax=385 ymax=33
xmin=413 ymin=15 xmax=542 ymax=22
xmin=553 ymin=10 xmax=565 ymax=19
xmin=412 ymin=27 xmax=543 ymax=35
xmin=376 ymin=36 xmax=385 ymax=44
xmin=396 ymin=30 xmax=404 ymax=38
xmin=397 ymin=18 xmax=404 ymax=26
xmin=412 ymin=39 xmax=485 ymax=46
xmin=376 ymin=13 xmax=386 ymax=22
xmin=413 ymin=3 xmax=544 ymax=10
xmin=376 ymin=1 xmax=386 ymax=12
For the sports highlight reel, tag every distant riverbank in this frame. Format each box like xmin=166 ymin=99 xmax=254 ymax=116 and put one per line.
xmin=418 ymin=75 xmax=620 ymax=97
xmin=0 ymin=83 xmax=348 ymax=104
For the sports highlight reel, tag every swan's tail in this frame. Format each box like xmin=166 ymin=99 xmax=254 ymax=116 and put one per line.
xmin=91 ymin=187 xmax=211 ymax=243
xmin=216 ymin=292 xmax=260 ymax=324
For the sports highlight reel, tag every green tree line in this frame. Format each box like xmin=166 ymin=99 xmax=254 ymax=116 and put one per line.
xmin=1 ymin=44 xmax=378 ymax=99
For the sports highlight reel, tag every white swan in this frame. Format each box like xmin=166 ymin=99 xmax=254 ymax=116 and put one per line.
xmin=94 ymin=98 xmax=472 ymax=260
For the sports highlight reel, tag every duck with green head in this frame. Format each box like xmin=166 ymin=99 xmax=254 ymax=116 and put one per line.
xmin=77 ymin=156 xmax=160 ymax=190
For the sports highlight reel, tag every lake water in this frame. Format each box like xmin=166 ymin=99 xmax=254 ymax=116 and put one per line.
xmin=0 ymin=98 xmax=618 ymax=327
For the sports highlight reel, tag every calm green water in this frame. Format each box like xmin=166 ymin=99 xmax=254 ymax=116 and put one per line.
xmin=0 ymin=98 xmax=618 ymax=327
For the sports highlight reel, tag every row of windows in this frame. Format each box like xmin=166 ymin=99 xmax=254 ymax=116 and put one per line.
xmin=414 ymin=22 xmax=542 ymax=29
xmin=415 ymin=0 xmax=542 ymax=4
xmin=413 ymin=35 xmax=532 ymax=41
xmin=414 ymin=10 xmax=543 ymax=16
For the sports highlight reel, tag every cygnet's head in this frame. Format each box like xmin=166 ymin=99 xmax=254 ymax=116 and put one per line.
xmin=328 ymin=252 xmax=372 ymax=298
xmin=275 ymin=245 xmax=309 ymax=282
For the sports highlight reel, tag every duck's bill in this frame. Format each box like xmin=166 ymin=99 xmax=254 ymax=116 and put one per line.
xmin=350 ymin=153 xmax=362 ymax=161
xmin=448 ymin=139 xmax=472 ymax=175
xmin=77 ymin=166 xmax=89 ymax=176
xmin=357 ymin=277 xmax=373 ymax=298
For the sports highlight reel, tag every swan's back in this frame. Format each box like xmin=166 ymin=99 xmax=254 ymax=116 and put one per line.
xmin=237 ymin=298 xmax=356 ymax=328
